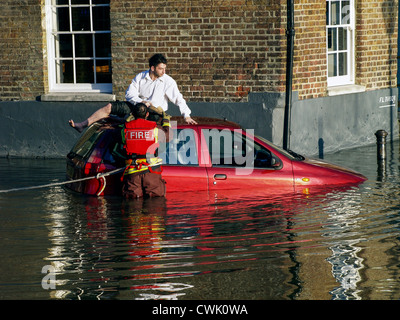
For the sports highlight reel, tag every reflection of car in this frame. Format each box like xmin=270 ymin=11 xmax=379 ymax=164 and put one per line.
xmin=65 ymin=117 xmax=367 ymax=197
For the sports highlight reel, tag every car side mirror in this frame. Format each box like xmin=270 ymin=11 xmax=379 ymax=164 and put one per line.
xmin=270 ymin=156 xmax=281 ymax=168
xmin=254 ymin=150 xmax=281 ymax=168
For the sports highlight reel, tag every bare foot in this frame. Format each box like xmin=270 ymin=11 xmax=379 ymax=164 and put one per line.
xmin=69 ymin=119 xmax=88 ymax=133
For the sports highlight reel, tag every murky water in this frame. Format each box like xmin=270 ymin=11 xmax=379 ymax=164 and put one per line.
xmin=1 ymin=141 xmax=400 ymax=300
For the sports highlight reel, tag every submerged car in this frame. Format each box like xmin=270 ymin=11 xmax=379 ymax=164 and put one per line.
xmin=65 ymin=116 xmax=367 ymax=197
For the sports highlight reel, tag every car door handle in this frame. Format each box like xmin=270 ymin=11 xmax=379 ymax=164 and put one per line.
xmin=214 ymin=174 xmax=227 ymax=180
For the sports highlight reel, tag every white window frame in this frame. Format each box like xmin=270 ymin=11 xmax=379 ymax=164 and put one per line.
xmin=326 ymin=0 xmax=355 ymax=87
xmin=45 ymin=0 xmax=112 ymax=93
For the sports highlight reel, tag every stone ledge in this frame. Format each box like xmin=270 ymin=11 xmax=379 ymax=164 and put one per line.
xmin=327 ymin=84 xmax=366 ymax=96
xmin=40 ymin=93 xmax=116 ymax=102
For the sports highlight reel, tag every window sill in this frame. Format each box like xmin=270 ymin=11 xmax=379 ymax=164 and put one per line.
xmin=327 ymin=84 xmax=366 ymax=96
xmin=41 ymin=93 xmax=116 ymax=102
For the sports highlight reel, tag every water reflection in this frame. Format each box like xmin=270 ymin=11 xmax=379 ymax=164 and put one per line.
xmin=40 ymin=189 xmax=301 ymax=299
xmin=323 ymin=141 xmax=400 ymax=300
xmin=39 ymin=185 xmax=368 ymax=300
xmin=2 ymin=141 xmax=400 ymax=299
xmin=321 ymin=191 xmax=364 ymax=300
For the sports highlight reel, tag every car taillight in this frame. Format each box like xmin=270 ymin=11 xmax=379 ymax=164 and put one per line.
xmin=84 ymin=162 xmax=107 ymax=175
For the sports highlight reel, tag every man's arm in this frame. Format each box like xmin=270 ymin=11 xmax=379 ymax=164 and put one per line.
xmin=125 ymin=72 xmax=146 ymax=105
xmin=165 ymin=80 xmax=197 ymax=125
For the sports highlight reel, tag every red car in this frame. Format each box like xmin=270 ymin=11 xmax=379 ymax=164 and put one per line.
xmin=65 ymin=117 xmax=367 ymax=197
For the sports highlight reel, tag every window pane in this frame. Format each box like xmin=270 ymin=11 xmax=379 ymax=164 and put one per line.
xmin=95 ymin=33 xmax=111 ymax=57
xmin=204 ymin=129 xmax=232 ymax=165
xmin=338 ymin=27 xmax=347 ymax=50
xmin=341 ymin=1 xmax=350 ymax=24
xmin=56 ymin=60 xmax=73 ymax=83
xmin=93 ymin=6 xmax=110 ymax=31
xmin=327 ymin=28 xmax=337 ymax=51
xmin=75 ymin=34 xmax=93 ymax=57
xmin=71 ymin=0 xmax=89 ymax=4
xmin=326 ymin=1 xmax=330 ymax=24
xmin=76 ymin=60 xmax=94 ymax=83
xmin=93 ymin=0 xmax=110 ymax=4
xmin=54 ymin=0 xmax=68 ymax=5
xmin=72 ymin=7 xmax=90 ymax=31
xmin=56 ymin=7 xmax=70 ymax=32
xmin=254 ymin=143 xmax=274 ymax=168
xmin=328 ymin=53 xmax=337 ymax=77
xmin=203 ymin=129 xmax=255 ymax=167
xmin=331 ymin=1 xmax=340 ymax=25
xmin=55 ymin=34 xmax=73 ymax=58
xmin=232 ymin=131 xmax=254 ymax=167
xmin=339 ymin=52 xmax=347 ymax=76
xmin=95 ymin=60 xmax=112 ymax=83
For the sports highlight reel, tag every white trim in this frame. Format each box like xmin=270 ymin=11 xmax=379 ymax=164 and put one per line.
xmin=45 ymin=1 xmax=56 ymax=92
xmin=50 ymin=83 xmax=111 ymax=92
xmin=41 ymin=92 xmax=116 ymax=102
xmin=44 ymin=0 xmax=112 ymax=94
xmin=326 ymin=0 xmax=355 ymax=88
xmin=379 ymin=104 xmax=396 ymax=109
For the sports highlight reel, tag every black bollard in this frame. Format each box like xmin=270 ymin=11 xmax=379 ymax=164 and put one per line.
xmin=375 ymin=130 xmax=388 ymax=160
xmin=375 ymin=130 xmax=388 ymax=181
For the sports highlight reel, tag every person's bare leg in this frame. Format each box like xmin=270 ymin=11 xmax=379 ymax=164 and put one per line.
xmin=69 ymin=103 xmax=112 ymax=132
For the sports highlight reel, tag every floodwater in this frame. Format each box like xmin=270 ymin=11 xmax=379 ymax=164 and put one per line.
xmin=1 ymin=141 xmax=400 ymax=300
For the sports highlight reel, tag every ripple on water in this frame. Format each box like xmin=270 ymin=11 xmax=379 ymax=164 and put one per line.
xmin=3 ymin=143 xmax=400 ymax=300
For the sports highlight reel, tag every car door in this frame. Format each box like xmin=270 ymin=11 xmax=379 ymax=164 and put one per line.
xmin=160 ymin=127 xmax=209 ymax=193
xmin=201 ymin=128 xmax=295 ymax=198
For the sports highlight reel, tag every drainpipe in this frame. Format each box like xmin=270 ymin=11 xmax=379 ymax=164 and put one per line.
xmin=283 ymin=0 xmax=295 ymax=151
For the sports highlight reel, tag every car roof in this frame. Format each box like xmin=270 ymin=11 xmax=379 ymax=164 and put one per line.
xmin=103 ymin=115 xmax=243 ymax=130
xmin=171 ymin=116 xmax=242 ymax=129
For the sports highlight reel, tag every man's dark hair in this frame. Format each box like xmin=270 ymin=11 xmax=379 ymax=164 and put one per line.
xmin=149 ymin=54 xmax=167 ymax=68
xmin=133 ymin=103 xmax=148 ymax=119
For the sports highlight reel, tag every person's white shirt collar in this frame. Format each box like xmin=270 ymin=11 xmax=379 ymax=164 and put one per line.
xmin=145 ymin=69 xmax=165 ymax=82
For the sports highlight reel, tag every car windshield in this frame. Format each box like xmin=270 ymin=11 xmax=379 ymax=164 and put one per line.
xmin=69 ymin=124 xmax=103 ymax=159
xmin=256 ymin=136 xmax=305 ymax=161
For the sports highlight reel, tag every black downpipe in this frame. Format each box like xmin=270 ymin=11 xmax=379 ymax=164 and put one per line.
xmin=283 ymin=0 xmax=295 ymax=151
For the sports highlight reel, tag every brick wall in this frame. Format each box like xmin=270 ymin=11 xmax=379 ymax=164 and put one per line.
xmin=0 ymin=0 xmax=397 ymax=102
xmin=111 ymin=0 xmax=286 ymax=102
xmin=0 ymin=0 xmax=45 ymax=101
xmin=292 ymin=0 xmax=327 ymax=100
xmin=356 ymin=0 xmax=398 ymax=90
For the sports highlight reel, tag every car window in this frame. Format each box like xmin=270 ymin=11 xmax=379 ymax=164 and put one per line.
xmin=159 ymin=128 xmax=199 ymax=165
xmin=202 ymin=128 xmax=280 ymax=168
xmin=69 ymin=124 xmax=104 ymax=159
xmin=101 ymin=130 xmax=126 ymax=166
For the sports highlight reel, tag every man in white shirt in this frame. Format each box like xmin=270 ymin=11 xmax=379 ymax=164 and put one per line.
xmin=69 ymin=54 xmax=197 ymax=133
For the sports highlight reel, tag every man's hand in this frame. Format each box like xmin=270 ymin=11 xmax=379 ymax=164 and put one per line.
xmin=142 ymin=101 xmax=151 ymax=107
xmin=185 ymin=117 xmax=197 ymax=125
